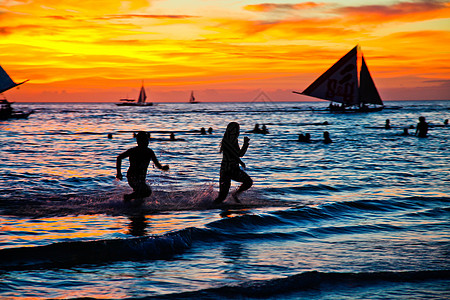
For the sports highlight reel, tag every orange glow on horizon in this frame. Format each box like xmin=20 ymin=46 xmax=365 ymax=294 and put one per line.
xmin=0 ymin=0 xmax=449 ymax=102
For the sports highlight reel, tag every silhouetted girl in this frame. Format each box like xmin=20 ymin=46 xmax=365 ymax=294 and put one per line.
xmin=214 ymin=122 xmax=253 ymax=204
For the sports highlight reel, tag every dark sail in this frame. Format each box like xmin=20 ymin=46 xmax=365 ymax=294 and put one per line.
xmin=0 ymin=65 xmax=28 ymax=94
xmin=359 ymin=56 xmax=383 ymax=105
xmin=302 ymin=46 xmax=359 ymax=105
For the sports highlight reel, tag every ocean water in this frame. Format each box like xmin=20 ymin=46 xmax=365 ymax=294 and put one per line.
xmin=0 ymin=100 xmax=449 ymax=299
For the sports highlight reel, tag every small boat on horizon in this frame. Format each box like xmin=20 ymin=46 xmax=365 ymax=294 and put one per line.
xmin=116 ymin=83 xmax=153 ymax=106
xmin=189 ymin=90 xmax=199 ymax=104
xmin=293 ymin=45 xmax=384 ymax=113
xmin=0 ymin=65 xmax=33 ymax=120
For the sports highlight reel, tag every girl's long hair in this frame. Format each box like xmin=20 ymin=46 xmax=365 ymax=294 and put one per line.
xmin=220 ymin=122 xmax=239 ymax=153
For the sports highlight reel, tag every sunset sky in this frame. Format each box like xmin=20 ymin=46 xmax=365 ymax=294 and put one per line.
xmin=1 ymin=0 xmax=449 ymax=102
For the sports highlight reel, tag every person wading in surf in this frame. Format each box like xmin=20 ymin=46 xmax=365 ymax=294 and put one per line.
xmin=116 ymin=131 xmax=169 ymax=204
xmin=213 ymin=122 xmax=253 ymax=205
xmin=415 ymin=116 xmax=429 ymax=138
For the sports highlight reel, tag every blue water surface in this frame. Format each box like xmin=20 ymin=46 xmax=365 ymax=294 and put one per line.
xmin=0 ymin=101 xmax=449 ymax=299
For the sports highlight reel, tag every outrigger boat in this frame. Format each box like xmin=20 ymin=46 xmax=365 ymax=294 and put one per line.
xmin=293 ymin=45 xmax=384 ymax=112
xmin=0 ymin=65 xmax=33 ymax=120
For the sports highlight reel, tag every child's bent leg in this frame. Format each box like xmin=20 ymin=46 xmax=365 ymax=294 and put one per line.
xmin=232 ymin=171 xmax=253 ymax=202
xmin=125 ymin=176 xmax=152 ymax=202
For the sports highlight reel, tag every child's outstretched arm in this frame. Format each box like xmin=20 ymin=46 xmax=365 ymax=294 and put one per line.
xmin=150 ymin=150 xmax=169 ymax=171
xmin=116 ymin=150 xmax=130 ymax=180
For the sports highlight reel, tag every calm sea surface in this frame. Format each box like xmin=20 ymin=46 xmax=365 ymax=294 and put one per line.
xmin=0 ymin=101 xmax=449 ymax=299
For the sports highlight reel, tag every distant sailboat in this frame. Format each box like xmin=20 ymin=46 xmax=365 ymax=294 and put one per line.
xmin=116 ymin=82 xmax=153 ymax=106
xmin=189 ymin=90 xmax=198 ymax=103
xmin=0 ymin=65 xmax=33 ymax=120
xmin=293 ymin=45 xmax=384 ymax=112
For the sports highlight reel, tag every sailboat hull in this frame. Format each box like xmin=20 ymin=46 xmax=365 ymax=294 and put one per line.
xmin=115 ymin=102 xmax=153 ymax=106
xmin=328 ymin=106 xmax=384 ymax=113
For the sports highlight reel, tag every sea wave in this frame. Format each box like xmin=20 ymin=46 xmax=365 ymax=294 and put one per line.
xmin=144 ymin=270 xmax=450 ymax=299
xmin=0 ymin=229 xmax=192 ymax=271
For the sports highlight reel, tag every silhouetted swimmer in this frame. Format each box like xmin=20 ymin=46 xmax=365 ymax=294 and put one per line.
xmin=323 ymin=131 xmax=332 ymax=144
xmin=107 ymin=133 xmax=113 ymax=139
xmin=170 ymin=132 xmax=176 ymax=141
xmin=116 ymin=131 xmax=169 ymax=204
xmin=298 ymin=133 xmax=310 ymax=142
xmin=433 ymin=119 xmax=449 ymax=127
xmin=200 ymin=127 xmax=207 ymax=135
xmin=304 ymin=133 xmax=311 ymax=142
xmin=208 ymin=127 xmax=213 ymax=134
xmin=213 ymin=122 xmax=253 ymax=205
xmin=401 ymin=128 xmax=409 ymax=136
xmin=261 ymin=124 xmax=269 ymax=134
xmin=385 ymin=119 xmax=391 ymax=129
xmin=250 ymin=123 xmax=261 ymax=133
xmin=415 ymin=116 xmax=428 ymax=138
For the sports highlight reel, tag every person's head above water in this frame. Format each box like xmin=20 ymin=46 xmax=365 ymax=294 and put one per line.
xmin=136 ymin=131 xmax=149 ymax=147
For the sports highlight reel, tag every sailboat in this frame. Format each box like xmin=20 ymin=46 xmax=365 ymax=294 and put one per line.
xmin=293 ymin=45 xmax=384 ymax=112
xmin=116 ymin=82 xmax=153 ymax=106
xmin=189 ymin=90 xmax=198 ymax=103
xmin=0 ymin=65 xmax=33 ymax=120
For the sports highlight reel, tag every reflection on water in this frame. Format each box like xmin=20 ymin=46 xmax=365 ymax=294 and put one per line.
xmin=127 ymin=213 xmax=148 ymax=236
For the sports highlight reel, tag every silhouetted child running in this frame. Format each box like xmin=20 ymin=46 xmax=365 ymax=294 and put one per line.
xmin=214 ymin=122 xmax=253 ymax=205
xmin=116 ymin=131 xmax=169 ymax=203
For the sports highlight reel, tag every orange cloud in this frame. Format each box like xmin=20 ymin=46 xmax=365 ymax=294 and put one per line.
xmin=335 ymin=0 xmax=450 ymax=23
xmin=244 ymin=2 xmax=324 ymax=12
xmin=97 ymin=14 xmax=196 ymax=20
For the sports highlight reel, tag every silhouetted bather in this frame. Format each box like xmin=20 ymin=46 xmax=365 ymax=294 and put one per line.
xmin=214 ymin=122 xmax=253 ymax=204
xmin=323 ymin=131 xmax=332 ymax=144
xmin=304 ymin=133 xmax=311 ymax=142
xmin=431 ymin=119 xmax=449 ymax=127
xmin=401 ymin=128 xmax=409 ymax=136
xmin=168 ymin=132 xmax=185 ymax=141
xmin=249 ymin=123 xmax=261 ymax=133
xmin=261 ymin=124 xmax=269 ymax=134
xmin=298 ymin=133 xmax=310 ymax=142
xmin=200 ymin=127 xmax=207 ymax=135
xmin=415 ymin=116 xmax=428 ymax=138
xmin=208 ymin=127 xmax=213 ymax=134
xmin=116 ymin=131 xmax=169 ymax=203
xmin=385 ymin=119 xmax=391 ymax=129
